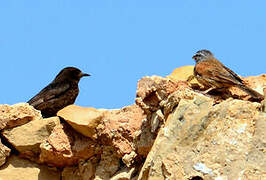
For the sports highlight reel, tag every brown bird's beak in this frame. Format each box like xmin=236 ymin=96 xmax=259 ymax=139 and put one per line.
xmin=79 ymin=72 xmax=91 ymax=78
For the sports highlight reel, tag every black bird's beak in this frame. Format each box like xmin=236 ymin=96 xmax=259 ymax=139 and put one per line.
xmin=192 ymin=55 xmax=196 ymax=60
xmin=79 ymin=72 xmax=91 ymax=78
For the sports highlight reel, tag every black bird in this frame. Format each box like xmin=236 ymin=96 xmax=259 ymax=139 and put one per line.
xmin=28 ymin=67 xmax=90 ymax=117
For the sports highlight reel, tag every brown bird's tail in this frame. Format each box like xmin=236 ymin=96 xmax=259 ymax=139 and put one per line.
xmin=238 ymin=84 xmax=264 ymax=101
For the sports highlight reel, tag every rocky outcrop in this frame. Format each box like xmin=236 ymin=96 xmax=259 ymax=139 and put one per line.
xmin=0 ymin=66 xmax=265 ymax=179
xmin=138 ymin=97 xmax=265 ymax=179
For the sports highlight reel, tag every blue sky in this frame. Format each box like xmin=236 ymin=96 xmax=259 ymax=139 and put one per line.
xmin=1 ymin=1 xmax=265 ymax=109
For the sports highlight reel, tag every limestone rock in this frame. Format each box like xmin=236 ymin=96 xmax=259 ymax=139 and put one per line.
xmin=2 ymin=117 xmax=60 ymax=160
xmin=0 ymin=155 xmax=60 ymax=180
xmin=97 ymin=104 xmax=146 ymax=157
xmin=135 ymin=76 xmax=185 ymax=113
xmin=166 ymin=65 xmax=195 ymax=82
xmin=167 ymin=66 xmax=204 ymax=91
xmin=61 ymin=156 xmax=99 ymax=180
xmin=39 ymin=122 xmax=100 ymax=167
xmin=262 ymin=87 xmax=266 ymax=112
xmin=0 ymin=103 xmax=42 ymax=130
xmin=136 ymin=87 xmax=205 ymax=157
xmin=110 ymin=166 xmax=137 ymax=180
xmin=94 ymin=146 xmax=120 ymax=180
xmin=122 ymin=151 xmax=137 ymax=167
xmin=0 ymin=138 xmax=11 ymax=166
xmin=57 ymin=105 xmax=104 ymax=139
xmin=135 ymin=118 xmax=155 ymax=157
xmin=138 ymin=97 xmax=265 ymax=180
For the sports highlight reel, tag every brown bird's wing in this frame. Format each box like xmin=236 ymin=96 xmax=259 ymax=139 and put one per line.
xmin=221 ymin=63 xmax=243 ymax=83
xmin=28 ymin=82 xmax=70 ymax=108
xmin=195 ymin=59 xmax=243 ymax=86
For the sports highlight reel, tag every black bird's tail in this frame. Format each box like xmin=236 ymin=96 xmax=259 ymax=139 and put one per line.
xmin=238 ymin=84 xmax=264 ymax=101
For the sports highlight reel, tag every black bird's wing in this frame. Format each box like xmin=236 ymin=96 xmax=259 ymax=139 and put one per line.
xmin=28 ymin=82 xmax=70 ymax=107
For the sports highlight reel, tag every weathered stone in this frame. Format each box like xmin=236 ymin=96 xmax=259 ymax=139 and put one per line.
xmin=0 ymin=155 xmax=60 ymax=180
xmin=0 ymin=103 xmax=42 ymax=130
xmin=150 ymin=109 xmax=164 ymax=133
xmin=167 ymin=65 xmax=205 ymax=92
xmin=110 ymin=166 xmax=137 ymax=180
xmin=39 ymin=122 xmax=100 ymax=167
xmin=122 ymin=151 xmax=137 ymax=167
xmin=136 ymin=118 xmax=155 ymax=157
xmin=167 ymin=65 xmax=195 ymax=82
xmin=94 ymin=146 xmax=120 ymax=180
xmin=261 ymin=87 xmax=266 ymax=112
xmin=136 ymin=88 xmax=206 ymax=157
xmin=0 ymin=138 xmax=11 ymax=167
xmin=160 ymin=88 xmax=198 ymax=118
xmin=135 ymin=76 xmax=183 ymax=113
xmin=2 ymin=117 xmax=60 ymax=160
xmin=97 ymin=104 xmax=145 ymax=157
xmin=61 ymin=156 xmax=99 ymax=180
xmin=138 ymin=97 xmax=264 ymax=180
xmin=57 ymin=105 xmax=104 ymax=139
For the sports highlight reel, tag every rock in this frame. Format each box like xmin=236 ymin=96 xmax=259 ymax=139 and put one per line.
xmin=94 ymin=146 xmax=120 ymax=180
xmin=39 ymin=122 xmax=100 ymax=167
xmin=110 ymin=166 xmax=137 ymax=180
xmin=61 ymin=156 xmax=99 ymax=180
xmin=61 ymin=166 xmax=82 ymax=180
xmin=161 ymin=87 xmax=199 ymax=117
xmin=0 ymin=155 xmax=60 ymax=180
xmin=2 ymin=117 xmax=60 ymax=161
xmin=166 ymin=65 xmax=195 ymax=82
xmin=138 ymin=97 xmax=265 ymax=180
xmin=0 ymin=103 xmax=42 ymax=130
xmin=97 ymin=104 xmax=145 ymax=157
xmin=122 ymin=151 xmax=137 ymax=167
xmin=135 ymin=76 xmax=184 ymax=113
xmin=138 ymin=96 xmax=213 ymax=179
xmin=57 ymin=105 xmax=104 ymax=139
xmin=150 ymin=109 xmax=164 ymax=133
xmin=0 ymin=138 xmax=11 ymax=166
xmin=135 ymin=118 xmax=155 ymax=157
xmin=136 ymin=87 xmax=205 ymax=157
xmin=167 ymin=66 xmax=204 ymax=90
xmin=262 ymin=87 xmax=266 ymax=112
xmin=139 ymin=98 xmax=266 ymax=179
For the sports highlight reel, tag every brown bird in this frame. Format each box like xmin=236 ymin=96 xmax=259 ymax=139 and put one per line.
xmin=192 ymin=49 xmax=264 ymax=100
xmin=28 ymin=67 xmax=90 ymax=117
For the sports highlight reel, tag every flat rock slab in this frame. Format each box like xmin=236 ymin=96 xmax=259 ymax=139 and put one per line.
xmin=57 ymin=105 xmax=104 ymax=139
xmin=2 ymin=117 xmax=60 ymax=160
xmin=0 ymin=155 xmax=60 ymax=180
xmin=0 ymin=103 xmax=42 ymax=130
